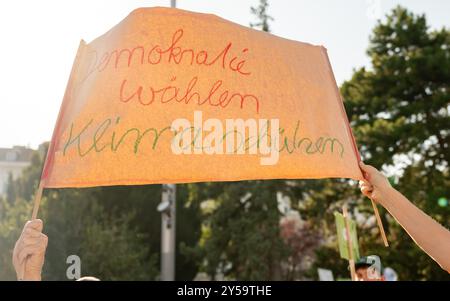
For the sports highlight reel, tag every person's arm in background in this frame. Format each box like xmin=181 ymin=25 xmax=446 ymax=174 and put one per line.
xmin=359 ymin=161 xmax=450 ymax=273
xmin=12 ymin=219 xmax=48 ymax=281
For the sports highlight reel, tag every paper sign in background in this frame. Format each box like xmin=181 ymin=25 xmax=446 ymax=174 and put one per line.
xmin=335 ymin=212 xmax=360 ymax=260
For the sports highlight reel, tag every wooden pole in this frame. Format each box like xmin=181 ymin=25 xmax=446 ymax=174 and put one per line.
xmin=369 ymin=198 xmax=389 ymax=247
xmin=31 ymin=181 xmax=45 ymax=220
xmin=360 ymin=167 xmax=389 ymax=247
xmin=343 ymin=204 xmax=356 ymax=281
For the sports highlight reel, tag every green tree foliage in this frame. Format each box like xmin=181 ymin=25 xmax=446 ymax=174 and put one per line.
xmin=343 ymin=6 xmax=449 ymax=169
xmin=250 ymin=0 xmax=274 ymax=32
xmin=0 ymin=145 xmax=202 ymax=280
xmin=0 ymin=196 xmax=32 ymax=280
xmin=310 ymin=6 xmax=450 ymax=280
xmin=187 ymin=181 xmax=290 ymax=280
xmin=38 ymin=191 xmax=159 ymax=280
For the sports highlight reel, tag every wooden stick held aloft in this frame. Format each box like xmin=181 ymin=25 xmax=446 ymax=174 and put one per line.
xmin=19 ymin=181 xmax=45 ymax=280
xmin=370 ymin=198 xmax=389 ymax=247
xmin=360 ymin=165 xmax=389 ymax=247
xmin=31 ymin=181 xmax=44 ymax=220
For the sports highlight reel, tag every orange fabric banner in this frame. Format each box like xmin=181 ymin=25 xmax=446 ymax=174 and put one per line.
xmin=41 ymin=7 xmax=363 ymax=188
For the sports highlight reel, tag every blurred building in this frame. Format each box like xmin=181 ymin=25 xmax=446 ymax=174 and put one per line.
xmin=0 ymin=146 xmax=34 ymax=197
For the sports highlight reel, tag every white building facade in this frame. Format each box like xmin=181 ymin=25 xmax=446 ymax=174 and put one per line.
xmin=0 ymin=146 xmax=34 ymax=197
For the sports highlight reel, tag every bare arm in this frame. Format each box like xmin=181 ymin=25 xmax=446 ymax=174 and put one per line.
xmin=359 ymin=161 xmax=450 ymax=273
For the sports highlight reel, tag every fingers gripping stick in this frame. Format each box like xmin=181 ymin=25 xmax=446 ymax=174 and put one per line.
xmin=19 ymin=182 xmax=45 ymax=280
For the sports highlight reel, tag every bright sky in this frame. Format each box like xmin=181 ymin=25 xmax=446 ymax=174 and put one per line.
xmin=0 ymin=0 xmax=448 ymax=149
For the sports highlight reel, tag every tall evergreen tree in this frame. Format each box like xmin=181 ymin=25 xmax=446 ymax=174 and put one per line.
xmin=311 ymin=6 xmax=450 ymax=280
xmin=250 ymin=0 xmax=274 ymax=32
